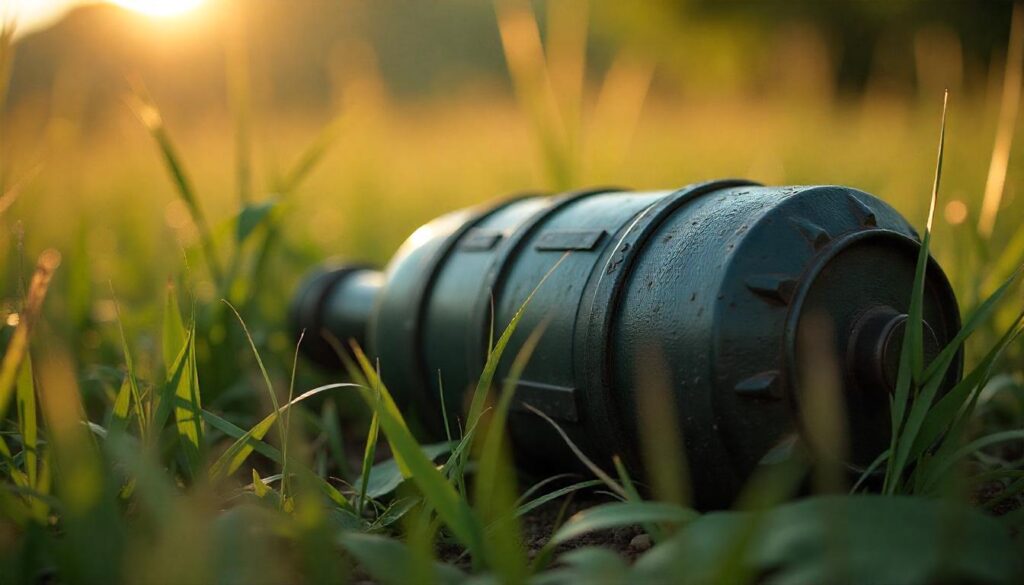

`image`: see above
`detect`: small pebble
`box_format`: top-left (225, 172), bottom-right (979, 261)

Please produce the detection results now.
top-left (629, 533), bottom-right (652, 552)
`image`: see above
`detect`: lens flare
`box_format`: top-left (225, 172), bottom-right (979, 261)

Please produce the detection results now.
top-left (107, 0), bottom-right (206, 18)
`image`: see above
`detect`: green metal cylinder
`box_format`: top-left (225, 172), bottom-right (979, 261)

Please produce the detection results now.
top-left (291, 180), bottom-right (962, 508)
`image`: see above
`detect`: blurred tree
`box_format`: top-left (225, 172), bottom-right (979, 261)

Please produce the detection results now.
top-left (658, 0), bottom-right (1014, 92)
top-left (3, 0), bottom-right (1016, 124)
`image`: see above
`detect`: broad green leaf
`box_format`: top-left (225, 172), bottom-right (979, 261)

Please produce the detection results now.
top-left (338, 533), bottom-right (466, 585)
top-left (632, 495), bottom-right (1023, 585)
top-left (369, 496), bottom-right (421, 531)
top-left (236, 198), bottom-right (278, 243)
top-left (531, 547), bottom-right (632, 585)
top-left (359, 442), bottom-right (454, 500)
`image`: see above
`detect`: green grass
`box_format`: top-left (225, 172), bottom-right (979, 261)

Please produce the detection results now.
top-left (2, 3), bottom-right (1024, 583)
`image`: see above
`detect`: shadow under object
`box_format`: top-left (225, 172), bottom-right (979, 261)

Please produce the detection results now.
top-left (290, 180), bottom-right (962, 509)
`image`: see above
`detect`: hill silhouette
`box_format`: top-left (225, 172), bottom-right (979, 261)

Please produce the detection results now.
top-left (6, 0), bottom-right (509, 121)
top-left (5, 0), bottom-right (1016, 125)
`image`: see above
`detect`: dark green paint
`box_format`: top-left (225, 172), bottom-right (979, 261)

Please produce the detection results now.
top-left (291, 180), bottom-right (961, 508)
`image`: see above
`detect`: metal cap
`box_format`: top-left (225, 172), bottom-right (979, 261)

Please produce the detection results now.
top-left (289, 264), bottom-right (380, 369)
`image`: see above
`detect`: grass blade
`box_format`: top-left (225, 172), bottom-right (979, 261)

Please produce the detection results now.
top-left (226, 8), bottom-right (253, 206)
top-left (276, 113), bottom-right (345, 196)
top-left (355, 377), bottom-right (485, 559)
top-left (356, 383), bottom-right (380, 516)
top-left (15, 353), bottom-right (36, 488)
top-left (127, 84), bottom-right (224, 283)
top-left (111, 287), bottom-right (146, 440)
top-left (0, 250), bottom-right (60, 423)
top-left (494, 0), bottom-right (573, 189)
top-left (923, 429), bottom-right (1024, 491)
top-left (475, 322), bottom-right (546, 506)
top-left (515, 479), bottom-right (603, 519)
top-left (909, 306), bottom-right (1024, 461)
top-left (348, 344), bottom-right (415, 476)
top-left (524, 403), bottom-right (628, 500)
top-left (978, 3), bottom-right (1024, 238)
top-left (110, 375), bottom-right (133, 434)
top-left (208, 383), bottom-right (356, 479)
top-left (474, 323), bottom-right (548, 583)
top-left (280, 331), bottom-right (306, 499)
top-left (548, 501), bottom-right (696, 547)
top-left (163, 281), bottom-right (187, 375)
top-left (172, 321), bottom-right (204, 473)
top-left (922, 262), bottom-right (1024, 384)
top-left (466, 253), bottom-right (567, 431)
top-left (884, 90), bottom-right (947, 493)
top-left (223, 301), bottom-right (288, 466)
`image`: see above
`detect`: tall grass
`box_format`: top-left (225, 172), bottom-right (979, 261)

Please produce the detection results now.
top-left (1, 3), bottom-right (1024, 584)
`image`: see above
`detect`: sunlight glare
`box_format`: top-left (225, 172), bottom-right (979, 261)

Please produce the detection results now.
top-left (107, 0), bottom-right (206, 18)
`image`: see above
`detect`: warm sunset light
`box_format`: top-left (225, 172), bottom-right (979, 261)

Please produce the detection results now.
top-left (107, 0), bottom-right (205, 17)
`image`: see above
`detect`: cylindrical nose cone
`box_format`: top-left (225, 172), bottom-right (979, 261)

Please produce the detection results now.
top-left (289, 265), bottom-right (383, 369)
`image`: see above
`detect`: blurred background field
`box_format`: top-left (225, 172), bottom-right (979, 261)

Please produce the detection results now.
top-left (1, 1), bottom-right (1024, 581)
top-left (2, 1), bottom-right (1019, 296)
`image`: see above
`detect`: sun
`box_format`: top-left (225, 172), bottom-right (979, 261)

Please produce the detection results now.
top-left (107, 0), bottom-right (207, 18)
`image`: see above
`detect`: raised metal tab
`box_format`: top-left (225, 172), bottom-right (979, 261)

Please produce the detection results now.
top-left (535, 229), bottom-right (606, 252)
top-left (745, 274), bottom-right (798, 305)
top-left (847, 194), bottom-right (878, 227)
top-left (460, 229), bottom-right (504, 251)
top-left (734, 371), bottom-right (782, 400)
top-left (508, 380), bottom-right (579, 422)
top-left (790, 218), bottom-right (832, 250)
